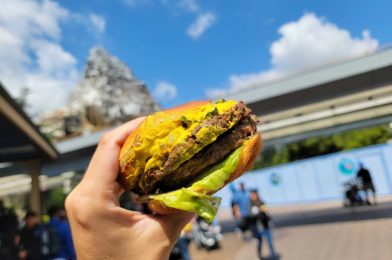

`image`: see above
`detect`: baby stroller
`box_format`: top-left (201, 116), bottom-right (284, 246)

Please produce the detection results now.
top-left (192, 216), bottom-right (223, 250)
top-left (343, 178), bottom-right (364, 207)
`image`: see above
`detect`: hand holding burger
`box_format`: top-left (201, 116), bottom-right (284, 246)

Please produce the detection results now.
top-left (65, 118), bottom-right (194, 260)
top-left (65, 100), bottom-right (261, 259)
top-left (119, 100), bottom-right (261, 222)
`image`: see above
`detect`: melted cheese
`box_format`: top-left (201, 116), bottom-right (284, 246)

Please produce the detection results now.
top-left (124, 100), bottom-right (237, 189)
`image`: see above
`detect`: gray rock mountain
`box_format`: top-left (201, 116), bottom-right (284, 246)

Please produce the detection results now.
top-left (69, 47), bottom-right (159, 126)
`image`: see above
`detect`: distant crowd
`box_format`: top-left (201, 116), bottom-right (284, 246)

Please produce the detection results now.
top-left (0, 201), bottom-right (75, 260)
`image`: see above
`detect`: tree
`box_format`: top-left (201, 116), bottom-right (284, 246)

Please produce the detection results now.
top-left (253, 124), bottom-right (392, 170)
top-left (14, 87), bottom-right (30, 111)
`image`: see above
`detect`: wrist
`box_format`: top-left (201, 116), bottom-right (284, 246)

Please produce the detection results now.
top-left (142, 240), bottom-right (173, 260)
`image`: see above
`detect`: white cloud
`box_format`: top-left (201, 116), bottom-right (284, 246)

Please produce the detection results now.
top-left (207, 13), bottom-right (379, 97)
top-left (130, 0), bottom-right (215, 38)
top-left (177, 0), bottom-right (199, 13)
top-left (153, 81), bottom-right (178, 101)
top-left (0, 0), bottom-right (79, 117)
top-left (89, 13), bottom-right (106, 34)
top-left (124, 0), bottom-right (151, 7)
top-left (187, 12), bottom-right (216, 39)
top-left (161, 0), bottom-right (199, 12)
top-left (270, 13), bottom-right (378, 72)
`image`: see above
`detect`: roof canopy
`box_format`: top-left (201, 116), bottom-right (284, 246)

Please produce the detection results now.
top-left (226, 47), bottom-right (392, 116)
top-left (0, 83), bottom-right (58, 163)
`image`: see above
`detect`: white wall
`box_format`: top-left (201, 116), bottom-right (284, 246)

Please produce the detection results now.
top-left (217, 143), bottom-right (392, 208)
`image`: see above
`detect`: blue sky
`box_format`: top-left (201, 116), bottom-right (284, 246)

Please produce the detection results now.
top-left (1, 0), bottom-right (392, 115)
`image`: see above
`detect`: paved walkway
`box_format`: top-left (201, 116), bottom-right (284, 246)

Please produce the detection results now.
top-left (190, 197), bottom-right (392, 260)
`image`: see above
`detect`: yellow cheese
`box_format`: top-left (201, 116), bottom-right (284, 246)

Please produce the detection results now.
top-left (124, 100), bottom-right (237, 189)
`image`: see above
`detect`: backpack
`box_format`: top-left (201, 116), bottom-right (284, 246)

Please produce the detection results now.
top-left (41, 224), bottom-right (61, 256)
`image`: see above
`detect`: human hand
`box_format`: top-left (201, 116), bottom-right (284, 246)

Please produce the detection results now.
top-left (233, 205), bottom-right (241, 220)
top-left (65, 118), bottom-right (194, 260)
top-left (18, 250), bottom-right (27, 259)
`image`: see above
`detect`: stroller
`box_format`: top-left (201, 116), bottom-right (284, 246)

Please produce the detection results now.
top-left (343, 178), bottom-right (364, 207)
top-left (192, 216), bottom-right (223, 250)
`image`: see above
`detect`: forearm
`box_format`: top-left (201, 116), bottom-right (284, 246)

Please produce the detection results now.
top-left (142, 244), bottom-right (173, 260)
top-left (75, 242), bottom-right (173, 260)
top-left (71, 224), bottom-right (178, 260)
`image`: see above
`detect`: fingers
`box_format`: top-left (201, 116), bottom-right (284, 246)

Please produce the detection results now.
top-left (106, 117), bottom-right (146, 147)
top-left (83, 117), bottom-right (145, 185)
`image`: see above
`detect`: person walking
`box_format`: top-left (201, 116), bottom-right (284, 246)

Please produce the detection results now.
top-left (229, 183), bottom-right (239, 226)
top-left (249, 189), bottom-right (278, 260)
top-left (356, 163), bottom-right (377, 205)
top-left (232, 182), bottom-right (251, 239)
top-left (16, 211), bottom-right (44, 260)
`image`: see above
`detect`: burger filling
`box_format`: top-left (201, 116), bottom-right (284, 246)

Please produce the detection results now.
top-left (136, 101), bottom-right (258, 195)
top-left (158, 115), bottom-right (257, 192)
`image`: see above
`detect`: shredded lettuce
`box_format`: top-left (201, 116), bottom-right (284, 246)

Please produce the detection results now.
top-left (149, 145), bottom-right (244, 222)
top-left (149, 188), bottom-right (221, 223)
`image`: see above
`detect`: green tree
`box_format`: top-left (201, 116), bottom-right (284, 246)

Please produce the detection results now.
top-left (15, 87), bottom-right (30, 110)
top-left (253, 124), bottom-right (392, 170)
top-left (44, 188), bottom-right (67, 212)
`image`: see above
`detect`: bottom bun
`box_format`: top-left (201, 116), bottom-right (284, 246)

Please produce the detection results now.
top-left (148, 199), bottom-right (183, 215)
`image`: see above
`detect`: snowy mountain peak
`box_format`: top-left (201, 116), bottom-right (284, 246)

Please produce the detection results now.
top-left (68, 47), bottom-right (159, 126)
top-left (84, 47), bottom-right (135, 81)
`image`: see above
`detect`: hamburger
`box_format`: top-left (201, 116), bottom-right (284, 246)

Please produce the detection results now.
top-left (118, 100), bottom-right (262, 222)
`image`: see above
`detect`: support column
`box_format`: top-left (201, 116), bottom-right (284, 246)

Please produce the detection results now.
top-left (28, 160), bottom-right (42, 216)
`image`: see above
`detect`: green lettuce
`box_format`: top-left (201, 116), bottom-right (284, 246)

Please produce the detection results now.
top-left (149, 145), bottom-right (244, 223)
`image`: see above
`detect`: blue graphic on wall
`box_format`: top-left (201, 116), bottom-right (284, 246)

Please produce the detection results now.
top-left (270, 173), bottom-right (281, 186)
top-left (338, 158), bottom-right (356, 175)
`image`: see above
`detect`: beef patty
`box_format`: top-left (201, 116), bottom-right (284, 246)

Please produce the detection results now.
top-left (136, 102), bottom-right (257, 195)
top-left (158, 115), bottom-right (258, 192)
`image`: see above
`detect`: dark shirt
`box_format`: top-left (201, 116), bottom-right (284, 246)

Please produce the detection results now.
top-left (0, 208), bottom-right (18, 250)
top-left (357, 168), bottom-right (372, 184)
top-left (249, 200), bottom-right (271, 229)
top-left (18, 225), bottom-right (43, 260)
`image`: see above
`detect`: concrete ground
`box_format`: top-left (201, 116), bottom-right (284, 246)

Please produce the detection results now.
top-left (189, 196), bottom-right (392, 260)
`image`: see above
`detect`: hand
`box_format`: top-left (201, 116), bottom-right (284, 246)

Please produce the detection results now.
top-left (65, 118), bottom-right (194, 260)
top-left (233, 205), bottom-right (241, 220)
top-left (18, 250), bottom-right (27, 259)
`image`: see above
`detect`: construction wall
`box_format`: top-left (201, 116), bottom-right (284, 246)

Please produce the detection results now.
top-left (217, 143), bottom-right (392, 207)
